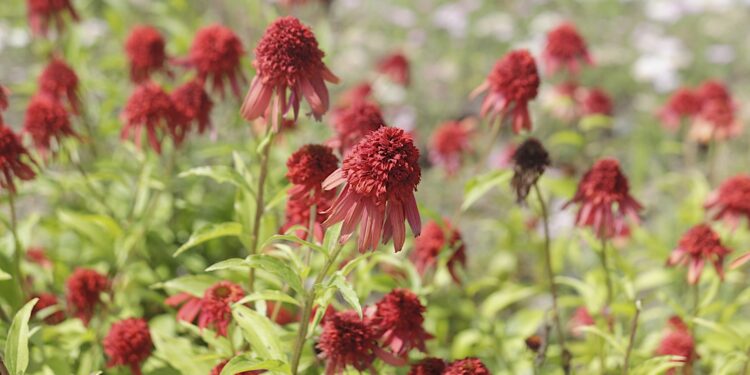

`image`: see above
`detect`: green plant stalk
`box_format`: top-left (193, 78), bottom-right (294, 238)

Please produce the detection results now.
top-left (622, 300), bottom-right (641, 375)
top-left (599, 236), bottom-right (613, 307)
top-left (247, 124), bottom-right (276, 293)
top-left (290, 243), bottom-right (345, 375)
top-left (692, 282), bottom-right (699, 338)
top-left (68, 150), bottom-right (116, 218)
top-left (8, 192), bottom-right (27, 300)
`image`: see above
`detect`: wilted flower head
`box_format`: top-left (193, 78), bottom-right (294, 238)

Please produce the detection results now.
top-left (322, 127), bottom-right (421, 253)
top-left (210, 360), bottom-right (262, 375)
top-left (659, 88), bottom-right (700, 131)
top-left (189, 25), bottom-right (246, 98)
top-left (376, 52), bottom-right (410, 87)
top-left (171, 79), bottom-right (213, 136)
top-left (667, 224), bottom-right (731, 284)
top-left (125, 26), bottom-right (169, 83)
top-left (198, 281), bottom-right (244, 336)
top-left (38, 57), bottom-right (80, 115)
top-left (511, 138), bottom-right (550, 202)
top-left (543, 23), bottom-right (593, 75)
top-left (31, 293), bottom-right (65, 324)
top-left (580, 87), bottom-right (613, 117)
top-left (429, 119), bottom-right (474, 175)
top-left (565, 158), bottom-right (643, 239)
top-left (104, 318), bottom-right (153, 375)
top-left (373, 289), bottom-right (431, 356)
top-left (408, 358), bottom-right (446, 375)
top-left (0, 124), bottom-right (37, 193)
top-left (23, 94), bottom-right (76, 158)
top-left (26, 0), bottom-right (79, 37)
top-left (472, 49), bottom-right (540, 134)
top-left (121, 82), bottom-right (177, 153)
top-left (411, 220), bottom-right (466, 284)
top-left (286, 144), bottom-right (339, 198)
top-left (66, 268), bottom-right (109, 325)
top-left (329, 101), bottom-right (385, 156)
top-left (241, 16), bottom-right (339, 129)
top-left (656, 317), bottom-right (696, 374)
top-left (443, 358), bottom-right (491, 375)
top-left (705, 175), bottom-right (750, 229)
top-left (689, 80), bottom-right (740, 143)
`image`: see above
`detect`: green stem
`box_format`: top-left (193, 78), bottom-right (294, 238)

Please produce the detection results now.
top-left (692, 282), bottom-right (700, 338)
top-left (8, 192), bottom-right (26, 300)
top-left (599, 236), bottom-right (613, 307)
top-left (622, 300), bottom-right (641, 375)
top-left (247, 125), bottom-right (275, 293)
top-left (69, 151), bottom-right (116, 218)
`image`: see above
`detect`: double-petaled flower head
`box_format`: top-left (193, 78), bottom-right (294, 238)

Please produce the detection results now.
top-left (0, 124), bottom-right (37, 193)
top-left (125, 26), bottom-right (169, 83)
top-left (373, 289), bottom-right (432, 356)
top-left (317, 311), bottom-right (384, 374)
top-left (659, 87), bottom-right (700, 131)
top-left (543, 22), bottom-right (593, 75)
top-left (408, 357), bottom-right (446, 375)
top-left (39, 57), bottom-right (80, 115)
top-left (166, 280), bottom-right (244, 337)
top-left (104, 318), bottom-right (153, 375)
top-left (443, 358), bottom-right (491, 375)
top-left (329, 100), bottom-right (385, 156)
top-left (411, 219), bottom-right (466, 284)
top-left (429, 118), bottom-right (474, 176)
top-left (472, 49), bottom-right (540, 134)
top-left (286, 144), bottom-right (339, 199)
top-left (376, 52), bottom-right (410, 87)
top-left (689, 80), bottom-right (740, 143)
top-left (189, 24), bottom-right (246, 98)
top-left (667, 224), bottom-right (731, 284)
top-left (656, 316), bottom-right (696, 374)
top-left (171, 79), bottom-right (214, 136)
top-left (26, 0), bottom-right (79, 37)
top-left (511, 137), bottom-right (550, 202)
top-left (705, 174), bottom-right (750, 229)
top-left (241, 16), bottom-right (339, 130)
top-left (565, 158), bottom-right (643, 239)
top-left (66, 268), bottom-right (109, 325)
top-left (323, 127), bottom-right (421, 253)
top-left (23, 94), bottom-right (76, 158)
top-left (121, 82), bottom-right (178, 153)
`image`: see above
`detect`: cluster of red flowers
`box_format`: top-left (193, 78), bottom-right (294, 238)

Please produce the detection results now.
top-left (411, 220), bottom-right (466, 284)
top-left (660, 80), bottom-right (741, 143)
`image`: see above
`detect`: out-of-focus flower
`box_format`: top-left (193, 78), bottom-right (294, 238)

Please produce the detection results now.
top-left (167, 281), bottom-right (244, 337)
top-left (569, 306), bottom-right (595, 336)
top-left (121, 82), bottom-right (177, 153)
top-left (411, 220), bottom-right (466, 284)
top-left (407, 357), bottom-right (446, 375)
top-left (210, 360), bottom-right (262, 375)
top-left (580, 87), bottom-right (613, 117)
top-left (0, 124), bottom-right (36, 193)
top-left (323, 127), bottom-right (421, 253)
top-left (26, 0), bottom-right (79, 37)
top-left (188, 25), bottom-right (246, 98)
top-left (472, 49), bottom-right (540, 134)
top-left (542, 81), bottom-right (579, 122)
top-left (38, 57), bottom-right (80, 115)
top-left (23, 94), bottom-right (76, 158)
top-left (658, 88), bottom-right (700, 131)
top-left (125, 26), bottom-right (169, 83)
top-left (329, 101), bottom-right (385, 156)
top-left (373, 289), bottom-right (431, 356)
top-left (104, 318), bottom-right (153, 375)
top-left (565, 158), bottom-right (643, 239)
top-left (689, 80), bottom-right (740, 143)
top-left (525, 335), bottom-right (543, 352)
top-left (66, 268), bottom-right (109, 325)
top-left (281, 189), bottom-right (335, 242)
top-left (511, 137), bottom-right (550, 202)
top-left (543, 23), bottom-right (593, 75)
top-left (286, 144), bottom-right (339, 199)
top-left (667, 224), bottom-right (731, 284)
top-left (30, 293), bottom-right (65, 324)
top-left (443, 358), bottom-right (491, 375)
top-left (376, 52), bottom-right (410, 87)
top-left (241, 17), bottom-right (339, 130)
top-left (705, 175), bottom-right (750, 229)
top-left (337, 82), bottom-right (372, 107)
top-left (429, 118), bottom-right (474, 175)
top-left (656, 316), bottom-right (696, 374)
top-left (26, 246), bottom-right (52, 268)
top-left (171, 79), bottom-right (213, 136)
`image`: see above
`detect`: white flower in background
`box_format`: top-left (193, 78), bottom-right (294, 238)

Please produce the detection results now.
top-left (644, 0), bottom-right (685, 23)
top-left (78, 19), bottom-right (109, 46)
top-left (384, 105), bottom-right (416, 132)
top-left (386, 5), bottom-right (416, 28)
top-left (432, 0), bottom-right (480, 39)
top-left (705, 44), bottom-right (735, 64)
top-left (474, 12), bottom-right (514, 41)
top-left (631, 26), bottom-right (690, 92)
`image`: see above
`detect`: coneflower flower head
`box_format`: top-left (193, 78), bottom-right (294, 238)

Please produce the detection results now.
top-left (23, 94), bottom-right (76, 158)
top-left (0, 124), bottom-right (36, 193)
top-left (580, 87), bottom-right (613, 116)
top-left (121, 82), bottom-right (177, 153)
top-left (26, 0), bottom-right (79, 37)
top-left (125, 26), bottom-right (169, 83)
top-left (411, 220), bottom-right (466, 284)
top-left (189, 25), bottom-right (246, 98)
top-left (66, 268), bottom-right (109, 325)
top-left (705, 174), bottom-right (750, 229)
top-left (171, 79), bottom-right (213, 136)
top-left (329, 100), bottom-right (385, 156)
top-left (373, 288), bottom-right (432, 356)
top-left (376, 52), bottom-right (410, 87)
top-left (429, 119), bottom-right (473, 175)
top-left (407, 357), bottom-right (446, 375)
top-left (659, 87), bottom-right (700, 131)
top-left (667, 224), bottom-right (731, 284)
top-left (543, 22), bottom-right (593, 75)
top-left (104, 318), bottom-right (153, 375)
top-left (38, 57), bottom-right (80, 115)
top-left (443, 358), bottom-right (491, 375)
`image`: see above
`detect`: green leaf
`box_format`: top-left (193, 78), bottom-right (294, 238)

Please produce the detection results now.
top-left (548, 130), bottom-right (585, 148)
top-left (57, 210), bottom-right (122, 248)
top-left (245, 255), bottom-right (304, 296)
top-left (179, 165), bottom-right (252, 192)
top-left (220, 354), bottom-right (288, 375)
top-left (262, 234), bottom-right (327, 257)
top-left (0, 267), bottom-right (11, 281)
top-left (156, 274), bottom-right (219, 296)
top-left (232, 305), bottom-right (285, 360)
top-left (174, 222), bottom-right (243, 256)
top-left (479, 286), bottom-right (536, 318)
top-left (461, 170), bottom-right (510, 211)
top-left (206, 258), bottom-right (248, 272)
top-left (329, 272), bottom-right (362, 318)
top-left (5, 298), bottom-right (38, 375)
top-left (577, 325), bottom-right (624, 352)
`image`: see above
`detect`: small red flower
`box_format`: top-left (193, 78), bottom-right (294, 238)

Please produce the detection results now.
top-left (171, 79), bottom-right (213, 137)
top-left (443, 358), bottom-right (491, 375)
top-left (210, 359), bottom-right (262, 375)
top-left (569, 306), bottom-right (595, 336)
top-left (373, 289), bottom-right (432, 356)
top-left (38, 57), bottom-right (80, 115)
top-left (376, 52), bottom-right (410, 87)
top-left (408, 357), bottom-right (446, 375)
top-left (26, 246), bottom-right (52, 268)
top-left (705, 174), bottom-right (750, 229)
top-left (580, 87), bottom-right (613, 116)
top-left (26, 0), bottom-right (79, 37)
top-left (66, 268), bottom-right (109, 325)
top-left (125, 26), bottom-right (169, 83)
top-left (565, 158), bottom-right (643, 239)
top-left (322, 127), bottom-right (421, 253)
top-left (472, 49), bottom-right (540, 134)
top-left (338, 82), bottom-right (373, 107)
top-left (329, 101), bottom-right (385, 156)
top-left (667, 224), bottom-right (731, 284)
top-left (543, 22), bottom-right (593, 75)
top-left (659, 88), bottom-right (700, 131)
top-left (286, 144), bottom-right (339, 199)
top-left (429, 119), bottom-right (473, 175)
top-left (241, 16), bottom-right (339, 130)
top-left (689, 80), bottom-right (740, 143)
top-left (189, 25), bottom-right (246, 98)
top-left (23, 94), bottom-right (76, 158)
top-left (31, 293), bottom-right (65, 324)
top-left (281, 187), bottom-right (335, 242)
top-left (196, 281), bottom-right (244, 336)
top-left (0, 124), bottom-right (37, 193)
top-left (121, 82), bottom-right (177, 153)
top-left (656, 317), bottom-right (696, 374)
top-left (104, 318), bottom-right (153, 375)
top-left (411, 220), bottom-right (466, 284)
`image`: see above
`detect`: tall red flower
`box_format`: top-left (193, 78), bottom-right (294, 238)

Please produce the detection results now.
top-left (23, 94), bottom-right (76, 158)
top-left (66, 268), bottom-right (109, 325)
top-left (241, 16), bottom-right (339, 130)
top-left (322, 127), bottom-right (421, 253)
top-left (689, 80), bottom-right (740, 143)
top-left (656, 317), bottom-right (696, 374)
top-left (376, 52), bottom-right (410, 87)
top-left (171, 79), bottom-right (213, 136)
top-left (411, 220), bottom-right (466, 284)
top-left (0, 124), bottom-right (36, 193)
top-left (286, 144), bottom-right (339, 199)
top-left (210, 360), bottom-right (262, 375)
top-left (429, 119), bottom-right (473, 175)
top-left (472, 49), bottom-right (540, 134)
top-left (121, 82), bottom-right (177, 153)
top-left (125, 26), bottom-right (169, 83)
top-left (705, 175), bottom-right (750, 229)
top-left (443, 358), bottom-right (491, 375)
top-left (659, 88), bottom-right (700, 131)
top-left (189, 25), bottom-right (246, 98)
top-left (104, 318), bottom-right (153, 375)
top-left (30, 293), bottom-right (65, 324)
top-left (667, 224), bottom-right (731, 284)
top-left (565, 158), bottom-right (643, 239)
top-left (408, 358), bottom-right (446, 375)
top-left (580, 87), bottom-right (613, 116)
top-left (26, 0), bottom-right (79, 37)
top-left (38, 57), bottom-right (80, 115)
top-left (373, 289), bottom-right (431, 356)
top-left (543, 23), bottom-right (593, 75)
top-left (329, 100), bottom-right (385, 156)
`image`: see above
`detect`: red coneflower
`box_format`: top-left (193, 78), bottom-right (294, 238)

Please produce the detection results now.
top-left (689, 80), bottom-right (740, 143)
top-left (543, 22), bottom-right (593, 75)
top-left (38, 57), bottom-right (80, 115)
top-left (411, 220), bottom-right (466, 284)
top-left (338, 81), bottom-right (373, 107)
top-left (104, 318), bottom-right (153, 375)
top-left (281, 188), bottom-right (335, 242)
top-left (667, 224), bottom-right (731, 284)
top-left (656, 316), bottom-right (696, 374)
top-left (241, 16), bottom-right (339, 130)
top-left (30, 293), bottom-right (65, 324)
top-left (23, 94), bottom-right (76, 158)
top-left (510, 137), bottom-right (550, 202)
top-left (286, 144), bottom-right (339, 199)
top-left (121, 82), bottom-right (177, 153)
top-left (188, 25), bottom-right (246, 98)
top-left (429, 119), bottom-right (473, 175)
top-left (125, 26), bottom-right (169, 83)
top-left (580, 87), bottom-right (613, 117)
top-left (373, 289), bottom-right (432, 356)
top-left (705, 175), bottom-right (750, 229)
top-left (658, 87), bottom-right (700, 131)
top-left (322, 127), bottom-right (421, 253)
top-left (565, 158), bottom-right (643, 239)
top-left (408, 357), bottom-right (446, 375)
top-left (210, 360), bottom-right (262, 375)
top-left (443, 358), bottom-right (491, 375)
top-left (171, 79), bottom-right (213, 136)
top-left (329, 100), bottom-right (385, 156)
top-left (26, 0), bottom-right (79, 37)
top-left (26, 246), bottom-right (52, 268)
top-left (376, 52), bottom-right (410, 87)
top-left (0, 124), bottom-right (36, 193)
top-left (472, 49), bottom-right (540, 134)
top-left (66, 268), bottom-right (109, 325)
top-left (199, 281), bottom-right (244, 336)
